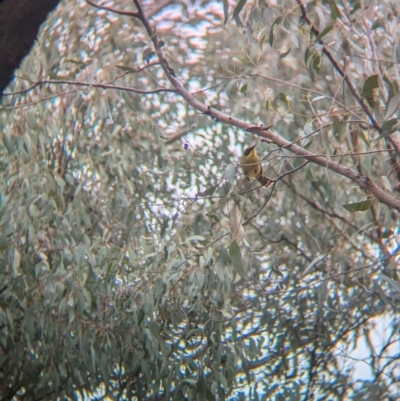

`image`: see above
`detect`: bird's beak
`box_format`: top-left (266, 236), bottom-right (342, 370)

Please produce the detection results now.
top-left (245, 145), bottom-right (257, 152)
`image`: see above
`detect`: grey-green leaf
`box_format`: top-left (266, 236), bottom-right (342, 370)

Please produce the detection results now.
top-left (342, 200), bottom-right (372, 212)
top-left (229, 241), bottom-right (245, 277)
top-left (232, 0), bottom-right (248, 21)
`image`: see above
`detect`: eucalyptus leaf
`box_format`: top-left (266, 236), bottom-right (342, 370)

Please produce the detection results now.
top-left (232, 0), bottom-right (248, 22)
top-left (342, 200), bottom-right (372, 212)
top-left (229, 241), bottom-right (245, 277)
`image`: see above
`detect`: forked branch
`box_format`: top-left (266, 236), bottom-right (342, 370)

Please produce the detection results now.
top-left (295, 0), bottom-right (400, 156)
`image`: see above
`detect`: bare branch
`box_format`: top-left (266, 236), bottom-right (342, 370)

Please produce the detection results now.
top-left (86, 0), bottom-right (175, 19)
top-left (85, 0), bottom-right (139, 17)
top-left (3, 78), bottom-right (177, 110)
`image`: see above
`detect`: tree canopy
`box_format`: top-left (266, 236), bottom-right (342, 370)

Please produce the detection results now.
top-left (1, 0), bottom-right (400, 400)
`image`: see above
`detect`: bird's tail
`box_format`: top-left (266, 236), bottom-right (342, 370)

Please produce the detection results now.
top-left (257, 174), bottom-right (273, 187)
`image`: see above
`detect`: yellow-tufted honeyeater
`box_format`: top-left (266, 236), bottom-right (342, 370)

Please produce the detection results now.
top-left (241, 145), bottom-right (272, 187)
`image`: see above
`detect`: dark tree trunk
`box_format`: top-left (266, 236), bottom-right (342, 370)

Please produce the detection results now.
top-left (0, 0), bottom-right (60, 96)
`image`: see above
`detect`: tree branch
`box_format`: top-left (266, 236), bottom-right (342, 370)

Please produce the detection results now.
top-left (296, 0), bottom-right (378, 129)
top-left (86, 0), bottom-right (175, 19)
top-left (86, 0), bottom-right (139, 17)
top-left (295, 0), bottom-right (400, 157)
top-left (2, 79), bottom-right (176, 110)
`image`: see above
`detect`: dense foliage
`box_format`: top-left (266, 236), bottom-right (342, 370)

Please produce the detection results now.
top-left (1, 0), bottom-right (400, 399)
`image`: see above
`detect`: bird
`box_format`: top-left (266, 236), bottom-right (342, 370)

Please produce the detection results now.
top-left (241, 145), bottom-right (272, 187)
